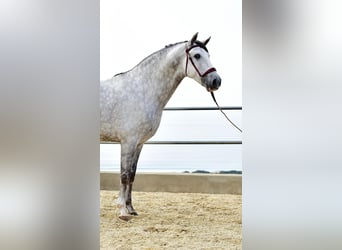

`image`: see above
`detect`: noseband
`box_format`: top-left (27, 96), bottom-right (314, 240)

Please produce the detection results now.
top-left (185, 45), bottom-right (217, 77)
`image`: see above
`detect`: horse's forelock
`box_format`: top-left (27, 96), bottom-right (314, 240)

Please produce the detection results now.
top-left (193, 40), bottom-right (209, 53)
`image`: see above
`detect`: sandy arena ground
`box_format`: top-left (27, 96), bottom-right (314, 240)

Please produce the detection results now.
top-left (100, 190), bottom-right (242, 249)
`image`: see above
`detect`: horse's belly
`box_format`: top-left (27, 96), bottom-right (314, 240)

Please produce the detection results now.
top-left (100, 122), bottom-right (119, 142)
top-left (100, 110), bottom-right (161, 144)
top-left (120, 112), bottom-right (162, 143)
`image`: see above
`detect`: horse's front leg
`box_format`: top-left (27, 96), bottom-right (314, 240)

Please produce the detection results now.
top-left (117, 142), bottom-right (143, 221)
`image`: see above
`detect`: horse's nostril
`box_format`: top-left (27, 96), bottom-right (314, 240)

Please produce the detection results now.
top-left (212, 78), bottom-right (221, 88)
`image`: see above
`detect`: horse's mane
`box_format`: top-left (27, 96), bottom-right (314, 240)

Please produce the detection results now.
top-left (113, 40), bottom-right (208, 77)
top-left (164, 41), bottom-right (188, 48)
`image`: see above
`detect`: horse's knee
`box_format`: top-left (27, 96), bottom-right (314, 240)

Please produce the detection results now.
top-left (120, 171), bottom-right (130, 185)
top-left (129, 171), bottom-right (136, 183)
top-left (122, 173), bottom-right (136, 185)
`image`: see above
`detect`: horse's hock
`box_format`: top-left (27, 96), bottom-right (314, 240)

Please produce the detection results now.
top-left (100, 172), bottom-right (241, 194)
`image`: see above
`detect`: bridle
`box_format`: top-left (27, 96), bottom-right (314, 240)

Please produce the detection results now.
top-left (185, 45), bottom-right (217, 77)
top-left (185, 44), bottom-right (243, 133)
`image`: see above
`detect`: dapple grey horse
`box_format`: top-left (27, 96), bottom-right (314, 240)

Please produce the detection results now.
top-left (100, 33), bottom-right (221, 220)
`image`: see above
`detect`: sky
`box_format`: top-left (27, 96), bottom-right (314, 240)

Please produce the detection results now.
top-left (100, 0), bottom-right (242, 107)
top-left (100, 0), bottom-right (242, 171)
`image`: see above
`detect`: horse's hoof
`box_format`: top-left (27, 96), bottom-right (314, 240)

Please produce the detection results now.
top-left (127, 205), bottom-right (138, 216)
top-left (119, 215), bottom-right (133, 221)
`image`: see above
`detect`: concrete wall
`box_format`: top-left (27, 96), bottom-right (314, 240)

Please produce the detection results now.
top-left (100, 172), bottom-right (242, 195)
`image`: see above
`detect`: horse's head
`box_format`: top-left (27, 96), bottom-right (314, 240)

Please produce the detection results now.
top-left (185, 33), bottom-right (221, 92)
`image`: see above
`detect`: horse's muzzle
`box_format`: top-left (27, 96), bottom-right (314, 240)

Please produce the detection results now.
top-left (206, 74), bottom-right (221, 92)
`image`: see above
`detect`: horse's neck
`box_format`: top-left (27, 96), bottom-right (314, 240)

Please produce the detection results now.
top-left (142, 44), bottom-right (186, 110)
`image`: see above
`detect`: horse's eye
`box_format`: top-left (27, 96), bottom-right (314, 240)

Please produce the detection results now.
top-left (194, 54), bottom-right (201, 59)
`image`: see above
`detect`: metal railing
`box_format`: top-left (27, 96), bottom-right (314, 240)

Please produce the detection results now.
top-left (164, 106), bottom-right (242, 111)
top-left (101, 106), bottom-right (242, 145)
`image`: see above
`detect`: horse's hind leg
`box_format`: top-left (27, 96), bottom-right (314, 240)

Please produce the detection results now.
top-left (118, 142), bottom-right (143, 220)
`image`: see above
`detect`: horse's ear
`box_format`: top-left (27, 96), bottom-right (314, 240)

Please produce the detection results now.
top-left (203, 36), bottom-right (211, 46)
top-left (190, 32), bottom-right (198, 45)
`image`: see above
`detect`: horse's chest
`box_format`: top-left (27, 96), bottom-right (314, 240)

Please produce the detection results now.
top-left (136, 109), bottom-right (162, 138)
